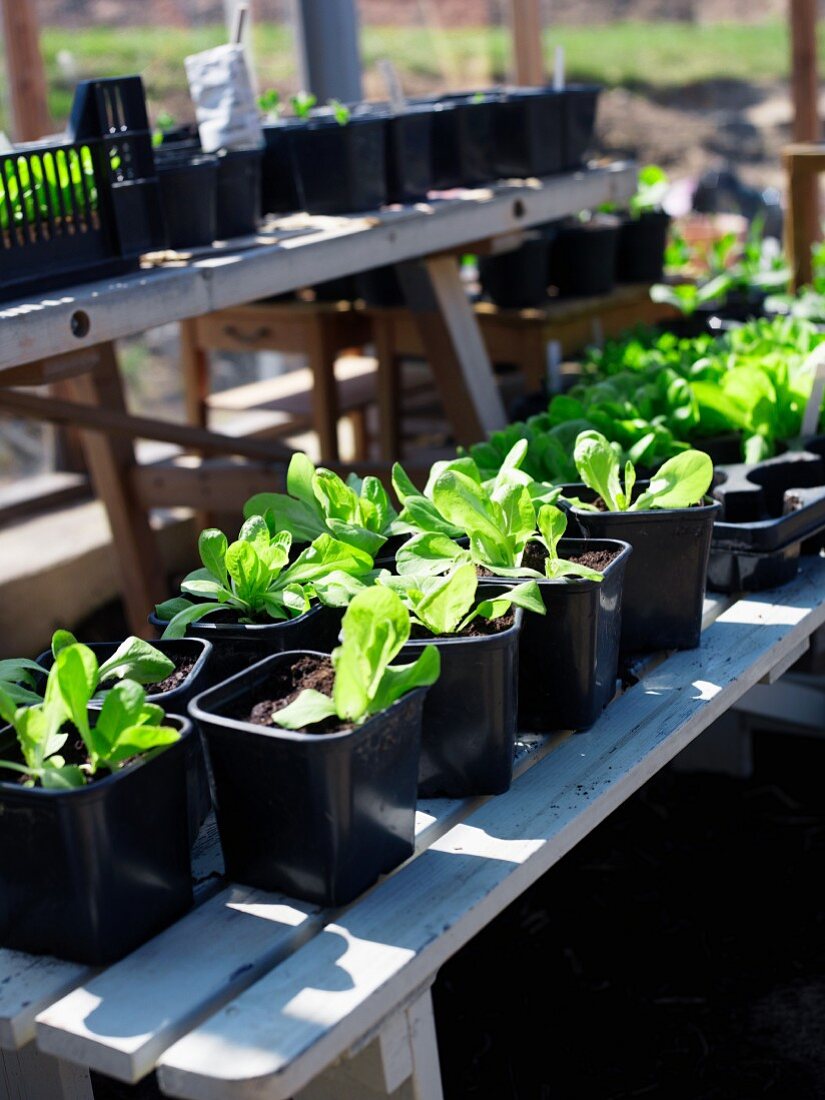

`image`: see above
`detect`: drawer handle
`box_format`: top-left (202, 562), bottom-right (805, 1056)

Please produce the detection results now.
top-left (223, 325), bottom-right (272, 344)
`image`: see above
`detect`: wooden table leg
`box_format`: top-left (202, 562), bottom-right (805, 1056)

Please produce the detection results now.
top-left (398, 256), bottom-right (507, 446)
top-left (306, 317), bottom-right (341, 463)
top-left (65, 343), bottom-right (167, 637)
top-left (372, 314), bottom-right (403, 462)
top-left (180, 318), bottom-right (209, 429)
top-left (1, 1043), bottom-right (93, 1100)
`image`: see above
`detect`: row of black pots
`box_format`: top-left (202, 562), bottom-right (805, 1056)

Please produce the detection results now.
top-left (259, 84), bottom-right (601, 218)
top-left (0, 496), bottom-right (717, 966)
top-left (478, 210), bottom-right (672, 308)
top-left (154, 146), bottom-right (262, 249)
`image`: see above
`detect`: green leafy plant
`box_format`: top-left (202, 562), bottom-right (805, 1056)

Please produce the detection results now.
top-left (0, 641), bottom-right (179, 789)
top-left (1, 146), bottom-right (98, 234)
top-left (328, 98), bottom-right (350, 126)
top-left (0, 631), bottom-right (174, 709)
top-left (245, 452), bottom-right (397, 556)
top-left (258, 88), bottom-right (281, 120)
top-left (379, 562), bottom-right (545, 635)
top-left (156, 519), bottom-right (374, 638)
top-left (290, 91), bottom-right (317, 119)
top-left (570, 430), bottom-right (713, 512)
top-left (270, 587), bottom-right (440, 730)
top-left (630, 164), bottom-right (669, 218)
top-left (151, 109), bottom-right (176, 147)
top-left (664, 229), bottom-right (692, 274)
top-left (533, 505), bottom-right (605, 579)
top-left (650, 275), bottom-right (732, 316)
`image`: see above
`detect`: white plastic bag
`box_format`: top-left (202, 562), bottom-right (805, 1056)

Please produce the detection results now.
top-left (184, 43), bottom-right (263, 153)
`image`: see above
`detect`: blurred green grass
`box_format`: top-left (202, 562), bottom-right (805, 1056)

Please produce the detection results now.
top-left (4, 19), bottom-right (811, 131)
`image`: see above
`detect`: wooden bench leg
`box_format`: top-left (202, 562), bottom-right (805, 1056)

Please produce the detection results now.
top-left (180, 319), bottom-right (209, 430)
top-left (295, 987), bottom-right (443, 1100)
top-left (306, 320), bottom-right (341, 464)
top-left (65, 344), bottom-right (167, 638)
top-left (398, 256), bottom-right (507, 446)
top-left (1, 1043), bottom-right (92, 1100)
top-left (372, 315), bottom-right (403, 462)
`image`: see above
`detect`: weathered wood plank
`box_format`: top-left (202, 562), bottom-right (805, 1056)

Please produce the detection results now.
top-left (0, 166), bottom-right (635, 374)
top-left (0, 955), bottom-right (88, 1052)
top-left (156, 559), bottom-right (825, 1100)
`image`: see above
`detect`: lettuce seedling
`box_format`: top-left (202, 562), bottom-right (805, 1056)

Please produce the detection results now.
top-left (258, 88), bottom-right (281, 121)
top-left (156, 518), bottom-right (374, 639)
top-left (328, 98), bottom-right (350, 126)
top-left (0, 657), bottom-right (47, 708)
top-left (270, 587), bottom-right (440, 730)
top-left (245, 452), bottom-right (396, 556)
top-left (534, 506), bottom-right (605, 580)
top-left (379, 562), bottom-right (545, 635)
top-left (0, 641), bottom-right (179, 789)
top-left (570, 430), bottom-right (713, 512)
top-left (290, 91), bottom-right (317, 118)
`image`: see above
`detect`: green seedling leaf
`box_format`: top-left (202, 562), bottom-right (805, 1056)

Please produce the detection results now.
top-left (199, 529), bottom-right (228, 585)
top-left (333, 586), bottom-right (411, 718)
top-left (633, 449), bottom-right (713, 510)
top-left (395, 533), bottom-right (471, 577)
top-left (573, 430), bottom-right (627, 511)
top-left (97, 637), bottom-right (175, 687)
top-left (268, 688), bottom-right (338, 730)
top-left (370, 645), bottom-right (440, 714)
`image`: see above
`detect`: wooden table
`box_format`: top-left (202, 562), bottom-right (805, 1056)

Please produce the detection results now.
top-left (0, 165), bottom-right (635, 637)
top-left (3, 558), bottom-right (825, 1100)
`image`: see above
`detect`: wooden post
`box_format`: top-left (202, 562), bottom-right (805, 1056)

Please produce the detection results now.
top-left (787, 0), bottom-right (821, 289)
top-left (0, 0), bottom-right (51, 141)
top-left (509, 0), bottom-right (545, 86)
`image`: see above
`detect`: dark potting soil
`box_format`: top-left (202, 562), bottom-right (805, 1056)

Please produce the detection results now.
top-left (518, 541), bottom-right (620, 574)
top-left (145, 656), bottom-right (196, 694)
top-left (432, 729), bottom-right (825, 1100)
top-left (409, 608), bottom-right (515, 641)
top-left (232, 654), bottom-right (351, 735)
top-left (98, 656), bottom-right (197, 696)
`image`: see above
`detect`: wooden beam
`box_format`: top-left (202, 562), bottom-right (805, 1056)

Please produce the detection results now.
top-left (509, 0), bottom-right (545, 86)
top-left (787, 0), bottom-right (821, 289)
top-left (0, 388), bottom-right (297, 463)
top-left (0, 0), bottom-right (51, 141)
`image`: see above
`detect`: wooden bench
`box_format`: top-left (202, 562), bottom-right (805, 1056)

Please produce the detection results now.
top-left (3, 558), bottom-right (825, 1099)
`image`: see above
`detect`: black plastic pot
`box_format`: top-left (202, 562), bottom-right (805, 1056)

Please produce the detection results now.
top-left (564, 486), bottom-right (720, 653)
top-left (0, 714), bottom-right (193, 964)
top-left (493, 88), bottom-right (565, 179)
top-left (708, 449), bottom-right (825, 592)
top-left (479, 236), bottom-right (548, 309)
top-left (400, 600), bottom-right (522, 798)
top-left (149, 603), bottom-right (341, 681)
top-left (383, 106), bottom-right (435, 204)
top-left (483, 539), bottom-right (631, 731)
top-left (549, 217), bottom-right (619, 297)
top-left (36, 638), bottom-right (213, 843)
top-left (356, 265), bottom-right (405, 307)
top-left (423, 94), bottom-right (498, 189)
top-left (616, 211), bottom-right (671, 284)
top-left (155, 151), bottom-right (218, 249)
top-left (190, 651), bottom-right (426, 906)
top-left (290, 115), bottom-right (386, 214)
top-left (215, 148), bottom-right (262, 239)
top-left (261, 120), bottom-right (303, 215)
top-left (561, 85), bottom-right (601, 170)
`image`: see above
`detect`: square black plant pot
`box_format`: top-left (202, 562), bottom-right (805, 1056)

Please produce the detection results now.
top-left (481, 539), bottom-right (632, 732)
top-left (400, 599), bottom-right (523, 798)
top-left (616, 211), bottom-right (671, 285)
top-left (493, 88), bottom-right (565, 179)
top-left (561, 84), bottom-right (601, 170)
top-left (564, 486), bottom-right (720, 654)
top-left (261, 120), bottom-right (303, 215)
top-left (420, 93), bottom-right (499, 190)
top-left (383, 105), bottom-right (435, 204)
top-left (190, 651), bottom-right (426, 907)
top-left (289, 116), bottom-right (387, 215)
top-left (36, 638), bottom-right (214, 843)
top-left (0, 714), bottom-right (193, 965)
top-left (215, 148), bottom-right (262, 240)
top-left (149, 603), bottom-right (341, 682)
top-left (155, 151), bottom-right (218, 249)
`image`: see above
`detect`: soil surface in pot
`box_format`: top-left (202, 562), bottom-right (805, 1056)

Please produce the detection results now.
top-left (409, 609), bottom-right (515, 641)
top-left (99, 656), bottom-right (196, 695)
top-left (231, 655), bottom-right (351, 735)
top-left (519, 542), bottom-right (620, 573)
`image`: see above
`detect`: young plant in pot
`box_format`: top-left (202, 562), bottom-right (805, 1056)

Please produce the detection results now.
top-left (153, 513), bottom-right (375, 670)
top-left (244, 452), bottom-right (398, 560)
top-left (289, 96), bottom-right (387, 215)
top-left (258, 89), bottom-right (310, 216)
top-left (0, 639), bottom-right (193, 963)
top-left (33, 630), bottom-right (214, 840)
top-left (410, 460), bottom-right (631, 731)
top-left (378, 562), bottom-right (545, 797)
top-left (563, 430), bottom-right (719, 654)
top-left (190, 587), bottom-right (439, 906)
top-left (614, 164), bottom-right (672, 285)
